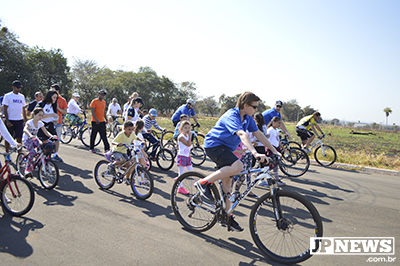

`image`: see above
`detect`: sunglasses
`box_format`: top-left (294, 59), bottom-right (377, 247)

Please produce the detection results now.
top-left (250, 105), bottom-right (258, 110)
top-left (276, 105), bottom-right (282, 108)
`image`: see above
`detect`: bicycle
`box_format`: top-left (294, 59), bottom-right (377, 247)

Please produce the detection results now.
top-left (144, 137), bottom-right (175, 171)
top-left (291, 133), bottom-right (337, 166)
top-left (0, 148), bottom-right (35, 216)
top-left (94, 144), bottom-right (154, 200)
top-left (171, 155), bottom-right (323, 264)
top-left (16, 137), bottom-right (60, 190)
top-left (106, 115), bottom-right (123, 138)
top-left (60, 112), bottom-right (101, 147)
top-left (278, 135), bottom-right (310, 177)
top-left (161, 124), bottom-right (206, 166)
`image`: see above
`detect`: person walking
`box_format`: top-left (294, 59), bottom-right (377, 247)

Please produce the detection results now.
top-left (49, 84), bottom-right (67, 162)
top-left (89, 90), bottom-right (110, 153)
top-left (26, 91), bottom-right (43, 117)
top-left (262, 100), bottom-right (290, 138)
top-left (2, 80), bottom-right (27, 162)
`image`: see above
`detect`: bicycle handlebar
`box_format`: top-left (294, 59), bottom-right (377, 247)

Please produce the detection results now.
top-left (0, 146), bottom-right (21, 156)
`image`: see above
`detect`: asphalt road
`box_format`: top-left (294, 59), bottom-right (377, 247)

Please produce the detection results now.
top-left (1, 138), bottom-right (399, 266)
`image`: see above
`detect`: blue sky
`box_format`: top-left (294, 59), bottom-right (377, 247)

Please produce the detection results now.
top-left (1, 0), bottom-right (399, 125)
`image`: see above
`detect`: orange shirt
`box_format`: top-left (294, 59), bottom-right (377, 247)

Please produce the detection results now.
top-left (90, 99), bottom-right (106, 122)
top-left (57, 95), bottom-right (68, 124)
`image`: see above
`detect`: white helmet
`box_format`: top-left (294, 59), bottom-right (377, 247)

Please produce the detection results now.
top-left (187, 99), bottom-right (195, 105)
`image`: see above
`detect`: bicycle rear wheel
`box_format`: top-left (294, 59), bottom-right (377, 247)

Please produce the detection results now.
top-left (94, 160), bottom-right (116, 189)
top-left (0, 175), bottom-right (35, 217)
top-left (16, 153), bottom-right (28, 176)
top-left (279, 147), bottom-right (310, 177)
top-left (38, 158), bottom-right (60, 190)
top-left (190, 146), bottom-right (206, 166)
top-left (130, 166), bottom-right (154, 200)
top-left (161, 131), bottom-right (177, 157)
top-left (156, 148), bottom-right (174, 171)
top-left (171, 171), bottom-right (220, 232)
top-left (80, 127), bottom-right (101, 147)
top-left (288, 141), bottom-right (301, 149)
top-left (249, 190), bottom-right (323, 264)
top-left (314, 145), bottom-right (336, 166)
top-left (193, 133), bottom-right (205, 147)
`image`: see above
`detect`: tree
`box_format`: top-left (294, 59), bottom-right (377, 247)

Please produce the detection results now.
top-left (383, 107), bottom-right (392, 126)
top-left (329, 118), bottom-right (340, 125)
top-left (302, 105), bottom-right (317, 117)
top-left (219, 93), bottom-right (240, 115)
top-left (197, 96), bottom-right (220, 117)
top-left (281, 99), bottom-right (302, 122)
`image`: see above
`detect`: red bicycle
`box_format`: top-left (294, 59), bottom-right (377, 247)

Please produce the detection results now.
top-left (0, 148), bottom-right (35, 216)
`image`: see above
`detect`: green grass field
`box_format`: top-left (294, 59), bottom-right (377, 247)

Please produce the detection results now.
top-left (157, 115), bottom-right (400, 171)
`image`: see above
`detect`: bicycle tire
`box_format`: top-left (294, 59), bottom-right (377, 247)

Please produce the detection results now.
top-left (160, 130), bottom-right (174, 148)
top-left (94, 160), bottom-right (116, 189)
top-left (60, 125), bottom-right (74, 144)
top-left (193, 133), bottom-right (205, 147)
top-left (112, 122), bottom-right (121, 138)
top-left (279, 147), bottom-right (310, 177)
top-left (0, 175), bottom-right (35, 217)
top-left (38, 158), bottom-right (60, 190)
top-left (106, 124), bottom-right (112, 138)
top-left (163, 141), bottom-right (177, 158)
top-left (80, 127), bottom-right (101, 148)
top-left (156, 148), bottom-right (174, 171)
top-left (190, 146), bottom-right (206, 166)
top-left (16, 153), bottom-right (28, 177)
top-left (288, 141), bottom-right (302, 149)
top-left (249, 190), bottom-right (323, 264)
top-left (130, 166), bottom-right (154, 200)
top-left (171, 171), bottom-right (220, 232)
top-left (314, 145), bottom-right (336, 166)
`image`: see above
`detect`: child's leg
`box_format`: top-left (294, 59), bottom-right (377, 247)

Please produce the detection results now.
top-left (24, 139), bottom-right (35, 171)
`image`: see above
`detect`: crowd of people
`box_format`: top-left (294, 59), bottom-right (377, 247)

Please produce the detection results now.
top-left (0, 80), bottom-right (324, 233)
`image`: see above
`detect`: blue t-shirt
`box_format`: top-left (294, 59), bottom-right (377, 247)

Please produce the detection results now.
top-left (171, 104), bottom-right (195, 122)
top-left (262, 107), bottom-right (282, 126)
top-left (204, 107), bottom-right (258, 151)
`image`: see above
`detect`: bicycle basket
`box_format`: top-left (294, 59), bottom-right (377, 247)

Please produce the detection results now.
top-left (42, 140), bottom-right (56, 155)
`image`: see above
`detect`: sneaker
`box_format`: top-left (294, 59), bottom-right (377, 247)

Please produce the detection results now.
top-left (24, 169), bottom-right (32, 177)
top-left (90, 149), bottom-right (96, 153)
top-left (52, 155), bottom-right (63, 162)
top-left (174, 177), bottom-right (178, 181)
top-left (178, 187), bottom-right (190, 195)
top-left (104, 150), bottom-right (110, 154)
top-left (276, 180), bottom-right (286, 186)
top-left (4, 195), bottom-right (11, 204)
top-left (104, 152), bottom-right (112, 162)
top-left (107, 163), bottom-right (115, 174)
top-left (5, 155), bottom-right (11, 162)
top-left (229, 216), bottom-right (244, 232)
top-left (258, 180), bottom-right (269, 187)
top-left (194, 180), bottom-right (215, 204)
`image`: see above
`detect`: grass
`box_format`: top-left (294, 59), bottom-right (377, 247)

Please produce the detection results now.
top-left (157, 115), bottom-right (400, 171)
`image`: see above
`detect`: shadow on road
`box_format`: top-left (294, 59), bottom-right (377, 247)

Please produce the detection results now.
top-left (0, 214), bottom-right (44, 258)
top-left (30, 182), bottom-right (79, 207)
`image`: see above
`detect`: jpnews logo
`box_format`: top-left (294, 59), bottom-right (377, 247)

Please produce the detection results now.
top-left (310, 237), bottom-right (395, 255)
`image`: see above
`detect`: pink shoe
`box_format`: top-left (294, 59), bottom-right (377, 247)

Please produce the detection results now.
top-left (174, 177), bottom-right (178, 181)
top-left (178, 187), bottom-right (190, 195)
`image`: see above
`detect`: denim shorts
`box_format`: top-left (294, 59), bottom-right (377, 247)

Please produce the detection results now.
top-left (111, 152), bottom-right (129, 161)
top-left (205, 145), bottom-right (238, 169)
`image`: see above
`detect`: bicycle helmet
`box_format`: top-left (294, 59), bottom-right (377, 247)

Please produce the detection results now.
top-left (186, 99), bottom-right (195, 105)
top-left (42, 140), bottom-right (56, 155)
top-left (149, 108), bottom-right (157, 117)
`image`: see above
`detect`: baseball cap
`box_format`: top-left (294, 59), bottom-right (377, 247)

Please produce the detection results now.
top-left (98, 90), bottom-right (107, 95)
top-left (133, 97), bottom-right (144, 105)
top-left (149, 108), bottom-right (157, 117)
top-left (275, 100), bottom-right (283, 106)
top-left (72, 93), bottom-right (80, 97)
top-left (12, 80), bottom-right (22, 88)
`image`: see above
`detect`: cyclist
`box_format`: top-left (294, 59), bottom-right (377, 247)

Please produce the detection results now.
top-left (296, 112), bottom-right (324, 153)
top-left (195, 92), bottom-right (280, 232)
top-left (143, 108), bottom-right (165, 159)
top-left (173, 114), bottom-right (189, 140)
top-left (66, 93), bottom-right (83, 127)
top-left (107, 98), bottom-right (122, 124)
top-left (125, 97), bottom-right (144, 124)
top-left (262, 100), bottom-right (290, 138)
top-left (171, 99), bottom-right (200, 127)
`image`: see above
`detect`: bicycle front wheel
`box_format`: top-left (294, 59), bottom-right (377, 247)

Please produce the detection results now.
top-left (161, 131), bottom-right (177, 157)
top-left (314, 145), bottom-right (336, 166)
top-left (60, 125), bottom-right (73, 144)
top-left (249, 190), bottom-right (323, 264)
top-left (80, 127), bottom-right (101, 147)
top-left (16, 153), bottom-right (28, 177)
top-left (190, 146), bottom-right (206, 166)
top-left (171, 171), bottom-right (219, 232)
top-left (0, 175), bottom-right (35, 217)
top-left (279, 147), bottom-right (310, 177)
top-left (288, 141), bottom-right (302, 149)
top-left (38, 158), bottom-right (60, 190)
top-left (94, 160), bottom-right (116, 189)
top-left (156, 148), bottom-right (174, 171)
top-left (130, 166), bottom-right (154, 200)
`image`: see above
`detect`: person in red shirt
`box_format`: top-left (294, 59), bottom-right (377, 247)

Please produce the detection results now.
top-left (89, 90), bottom-right (110, 153)
top-left (50, 84), bottom-right (68, 162)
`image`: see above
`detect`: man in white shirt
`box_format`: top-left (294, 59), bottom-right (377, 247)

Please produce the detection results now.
top-left (107, 98), bottom-right (122, 124)
top-left (3, 80), bottom-right (27, 161)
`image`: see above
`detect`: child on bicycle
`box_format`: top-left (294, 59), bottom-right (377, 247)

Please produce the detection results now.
top-left (22, 107), bottom-right (56, 176)
top-left (266, 116), bottom-right (286, 186)
top-left (108, 121), bottom-right (140, 184)
top-left (175, 120), bottom-right (192, 195)
top-left (133, 119), bottom-right (148, 168)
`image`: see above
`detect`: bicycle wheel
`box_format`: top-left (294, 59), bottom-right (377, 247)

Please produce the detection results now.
top-left (156, 148), bottom-right (174, 171)
top-left (171, 171), bottom-right (220, 232)
top-left (288, 141), bottom-right (302, 149)
top-left (112, 122), bottom-right (121, 138)
top-left (193, 133), bottom-right (205, 147)
top-left (16, 153), bottom-right (28, 176)
top-left (314, 145), bottom-right (336, 166)
top-left (160, 130), bottom-right (174, 148)
top-left (144, 157), bottom-right (152, 171)
top-left (279, 147), bottom-right (310, 177)
top-left (38, 158), bottom-right (60, 190)
top-left (249, 190), bottom-right (323, 264)
top-left (80, 127), bottom-right (101, 148)
top-left (130, 166), bottom-right (154, 200)
top-left (60, 125), bottom-right (73, 144)
top-left (190, 146), bottom-right (206, 166)
top-left (106, 124), bottom-right (112, 138)
top-left (94, 160), bottom-right (116, 189)
top-left (0, 175), bottom-right (35, 217)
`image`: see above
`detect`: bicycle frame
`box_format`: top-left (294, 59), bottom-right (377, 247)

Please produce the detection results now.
top-left (0, 158), bottom-right (21, 198)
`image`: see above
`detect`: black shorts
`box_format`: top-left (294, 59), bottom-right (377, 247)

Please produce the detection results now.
top-left (6, 120), bottom-right (24, 139)
top-left (38, 122), bottom-right (56, 140)
top-left (296, 127), bottom-right (314, 141)
top-left (172, 120), bottom-right (179, 127)
top-left (205, 145), bottom-right (238, 169)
